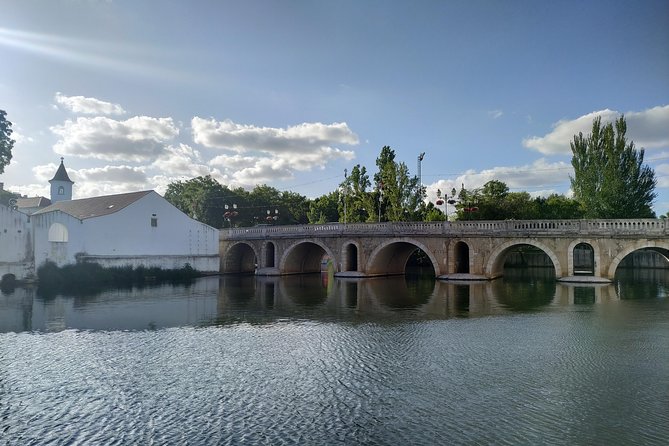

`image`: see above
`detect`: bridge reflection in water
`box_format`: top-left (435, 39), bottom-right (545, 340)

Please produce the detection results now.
top-left (220, 219), bottom-right (669, 282)
top-left (1, 268), bottom-right (664, 333)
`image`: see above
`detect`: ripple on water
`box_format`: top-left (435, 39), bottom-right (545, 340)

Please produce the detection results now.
top-left (1, 306), bottom-right (668, 445)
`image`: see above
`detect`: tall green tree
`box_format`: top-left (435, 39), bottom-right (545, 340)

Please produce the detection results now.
top-left (0, 110), bottom-right (15, 174)
top-left (570, 116), bottom-right (656, 218)
top-left (338, 164), bottom-right (374, 223)
top-left (373, 146), bottom-right (423, 221)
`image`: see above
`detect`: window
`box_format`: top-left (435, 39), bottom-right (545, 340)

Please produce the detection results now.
top-left (58, 186), bottom-right (64, 195)
top-left (48, 223), bottom-right (68, 242)
top-left (151, 214), bottom-right (158, 227)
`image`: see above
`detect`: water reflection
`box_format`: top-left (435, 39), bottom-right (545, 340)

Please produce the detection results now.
top-left (1, 268), bottom-right (668, 333)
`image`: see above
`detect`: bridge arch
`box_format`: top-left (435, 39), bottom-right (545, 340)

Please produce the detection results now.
top-left (222, 241), bottom-right (258, 274)
top-left (366, 238), bottom-right (440, 276)
top-left (486, 239), bottom-right (562, 278)
top-left (281, 240), bottom-right (336, 274)
top-left (607, 240), bottom-right (669, 279)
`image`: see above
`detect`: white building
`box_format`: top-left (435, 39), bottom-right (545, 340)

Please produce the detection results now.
top-left (0, 203), bottom-right (33, 281)
top-left (32, 190), bottom-right (220, 273)
top-left (3, 160), bottom-right (220, 279)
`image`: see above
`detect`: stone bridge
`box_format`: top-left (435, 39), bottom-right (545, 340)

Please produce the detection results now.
top-left (219, 219), bottom-right (669, 282)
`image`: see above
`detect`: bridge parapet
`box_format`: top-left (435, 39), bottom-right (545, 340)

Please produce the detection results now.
top-left (222, 219), bottom-right (667, 240)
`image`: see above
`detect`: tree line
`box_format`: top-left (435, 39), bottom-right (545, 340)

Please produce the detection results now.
top-left (0, 110), bottom-right (659, 225)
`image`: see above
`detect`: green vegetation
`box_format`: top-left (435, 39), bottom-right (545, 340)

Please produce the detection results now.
top-left (570, 115), bottom-right (656, 218)
top-left (0, 109), bottom-right (14, 175)
top-left (164, 176), bottom-right (310, 228)
top-left (37, 261), bottom-right (200, 297)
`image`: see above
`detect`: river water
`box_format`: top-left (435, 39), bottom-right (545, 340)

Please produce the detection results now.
top-left (1, 269), bottom-right (667, 445)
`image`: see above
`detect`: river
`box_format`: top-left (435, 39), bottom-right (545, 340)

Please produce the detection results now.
top-left (1, 268), bottom-right (668, 445)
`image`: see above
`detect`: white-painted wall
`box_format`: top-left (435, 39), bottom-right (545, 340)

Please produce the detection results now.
top-left (32, 192), bottom-right (219, 272)
top-left (0, 204), bottom-right (33, 280)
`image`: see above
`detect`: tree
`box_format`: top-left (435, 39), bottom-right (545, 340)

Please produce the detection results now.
top-left (1, 110), bottom-right (15, 174)
top-left (308, 191), bottom-right (340, 223)
top-left (570, 116), bottom-right (656, 218)
top-left (338, 164), bottom-right (375, 223)
top-left (164, 175), bottom-right (232, 227)
top-left (373, 146), bottom-right (424, 221)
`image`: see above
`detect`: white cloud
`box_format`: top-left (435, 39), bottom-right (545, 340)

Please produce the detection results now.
top-left (54, 92), bottom-right (126, 115)
top-left (655, 163), bottom-right (669, 188)
top-left (192, 117), bottom-right (358, 186)
top-left (151, 143), bottom-right (212, 178)
top-left (425, 159), bottom-right (572, 203)
top-left (232, 158), bottom-right (295, 185)
top-left (523, 105), bottom-right (669, 155)
top-left (191, 117), bottom-right (358, 155)
top-left (51, 116), bottom-right (179, 162)
top-left (488, 110), bottom-right (503, 119)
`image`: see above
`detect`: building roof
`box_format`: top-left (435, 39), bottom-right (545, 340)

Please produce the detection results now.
top-left (49, 158), bottom-right (73, 183)
top-left (32, 190), bottom-right (153, 220)
top-left (16, 196), bottom-right (51, 209)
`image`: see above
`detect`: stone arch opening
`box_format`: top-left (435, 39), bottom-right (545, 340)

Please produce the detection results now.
top-left (48, 222), bottom-right (68, 242)
top-left (454, 241), bottom-right (470, 274)
top-left (486, 241), bottom-right (561, 279)
top-left (610, 243), bottom-right (669, 280)
top-left (282, 241), bottom-right (334, 275)
top-left (223, 242), bottom-right (257, 274)
top-left (343, 243), bottom-right (358, 272)
top-left (366, 239), bottom-right (438, 277)
top-left (265, 242), bottom-right (276, 268)
top-left (573, 242), bottom-right (595, 275)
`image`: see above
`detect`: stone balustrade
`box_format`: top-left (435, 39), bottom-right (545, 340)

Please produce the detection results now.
top-left (223, 219), bottom-right (668, 240)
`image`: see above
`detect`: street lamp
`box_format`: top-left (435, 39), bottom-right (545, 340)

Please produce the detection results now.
top-left (435, 189), bottom-right (447, 220)
top-left (266, 208), bottom-right (279, 224)
top-left (223, 203), bottom-right (238, 228)
top-left (341, 168), bottom-right (349, 225)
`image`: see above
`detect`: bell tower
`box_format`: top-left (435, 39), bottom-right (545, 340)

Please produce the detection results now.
top-left (49, 157), bottom-right (74, 203)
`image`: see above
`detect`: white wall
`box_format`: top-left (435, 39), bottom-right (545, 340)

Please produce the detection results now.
top-left (32, 192), bottom-right (219, 272)
top-left (0, 204), bottom-right (34, 280)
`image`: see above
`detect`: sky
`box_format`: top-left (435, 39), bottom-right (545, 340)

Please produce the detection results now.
top-left (1, 0), bottom-right (668, 215)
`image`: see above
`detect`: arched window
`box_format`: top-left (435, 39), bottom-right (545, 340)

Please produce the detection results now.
top-left (48, 222), bottom-right (68, 242)
top-left (58, 186), bottom-right (64, 195)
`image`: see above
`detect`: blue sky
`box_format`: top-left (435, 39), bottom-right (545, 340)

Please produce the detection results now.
top-left (1, 0), bottom-right (668, 214)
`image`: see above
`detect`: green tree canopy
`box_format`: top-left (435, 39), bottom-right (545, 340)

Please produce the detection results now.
top-left (451, 180), bottom-right (584, 220)
top-left (373, 146), bottom-right (424, 221)
top-left (0, 110), bottom-right (15, 174)
top-left (164, 177), bottom-right (311, 227)
top-left (570, 116), bottom-right (656, 218)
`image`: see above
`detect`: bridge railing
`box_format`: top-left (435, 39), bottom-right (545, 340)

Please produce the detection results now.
top-left (222, 219), bottom-right (667, 239)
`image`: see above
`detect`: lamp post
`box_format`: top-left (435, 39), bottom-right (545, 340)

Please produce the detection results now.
top-left (223, 203), bottom-right (238, 228)
top-left (341, 168), bottom-right (348, 225)
top-left (224, 204), bottom-right (238, 227)
top-left (417, 152), bottom-right (425, 192)
top-left (266, 208), bottom-right (279, 224)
